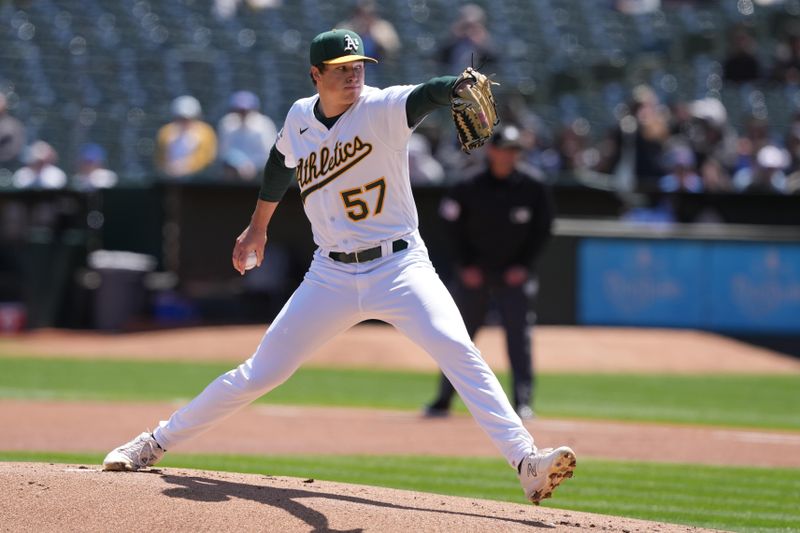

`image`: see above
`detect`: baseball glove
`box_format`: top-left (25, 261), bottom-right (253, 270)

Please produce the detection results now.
top-left (451, 67), bottom-right (500, 154)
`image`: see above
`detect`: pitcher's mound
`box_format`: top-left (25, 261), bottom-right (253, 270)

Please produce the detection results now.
top-left (1, 462), bottom-right (713, 532)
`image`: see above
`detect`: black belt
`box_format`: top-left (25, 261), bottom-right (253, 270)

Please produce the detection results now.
top-left (329, 239), bottom-right (408, 264)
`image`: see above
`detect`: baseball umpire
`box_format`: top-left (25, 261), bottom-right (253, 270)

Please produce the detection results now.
top-left (425, 125), bottom-right (554, 420)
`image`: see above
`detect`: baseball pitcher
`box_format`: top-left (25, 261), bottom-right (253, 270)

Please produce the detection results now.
top-left (103, 29), bottom-right (575, 505)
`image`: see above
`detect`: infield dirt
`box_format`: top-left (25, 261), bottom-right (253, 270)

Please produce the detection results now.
top-left (1, 462), bottom-right (714, 533)
top-left (3, 324), bottom-right (799, 374)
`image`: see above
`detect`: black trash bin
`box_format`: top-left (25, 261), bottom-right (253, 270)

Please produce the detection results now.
top-left (88, 250), bottom-right (156, 331)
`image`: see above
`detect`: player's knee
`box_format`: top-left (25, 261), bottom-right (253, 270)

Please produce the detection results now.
top-left (238, 360), bottom-right (297, 394)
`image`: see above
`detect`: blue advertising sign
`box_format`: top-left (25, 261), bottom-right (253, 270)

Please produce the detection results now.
top-left (709, 243), bottom-right (800, 333)
top-left (578, 239), bottom-right (707, 327)
top-left (578, 238), bottom-right (800, 333)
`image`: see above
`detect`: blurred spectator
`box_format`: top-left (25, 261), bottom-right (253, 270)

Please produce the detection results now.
top-left (554, 118), bottom-right (600, 177)
top-left (497, 96), bottom-right (561, 179)
top-left (682, 97), bottom-right (738, 181)
top-left (786, 170), bottom-right (800, 194)
top-left (668, 100), bottom-right (694, 139)
top-left (408, 133), bottom-right (445, 185)
top-left (155, 96), bottom-right (217, 179)
top-left (734, 115), bottom-right (772, 173)
top-left (499, 94), bottom-right (546, 136)
top-left (598, 85), bottom-right (670, 190)
top-left (733, 144), bottom-right (790, 193)
top-left (699, 157), bottom-right (733, 192)
top-left (772, 33), bottom-right (800, 84)
top-left (723, 26), bottom-right (763, 84)
top-left (0, 93), bottom-right (26, 170)
top-left (337, 0), bottom-right (400, 63)
top-left (70, 143), bottom-right (118, 191)
top-left (666, 100), bottom-right (735, 193)
top-left (783, 112), bottom-right (800, 172)
top-left (659, 145), bottom-right (703, 192)
top-left (438, 4), bottom-right (498, 74)
top-left (213, 0), bottom-right (279, 20)
top-left (662, 0), bottom-right (718, 5)
top-left (212, 0), bottom-right (238, 18)
top-left (613, 0), bottom-right (661, 14)
top-left (217, 91), bottom-right (277, 181)
top-left (12, 141), bottom-right (66, 189)
top-left (519, 127), bottom-right (561, 182)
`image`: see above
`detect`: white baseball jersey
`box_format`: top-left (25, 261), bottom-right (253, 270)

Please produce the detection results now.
top-left (276, 85), bottom-right (418, 252)
top-left (151, 81), bottom-right (538, 476)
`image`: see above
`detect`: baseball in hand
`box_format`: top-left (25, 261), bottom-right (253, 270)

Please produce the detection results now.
top-left (244, 251), bottom-right (258, 270)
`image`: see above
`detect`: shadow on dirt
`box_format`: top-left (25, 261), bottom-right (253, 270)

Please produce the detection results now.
top-left (160, 473), bottom-right (554, 532)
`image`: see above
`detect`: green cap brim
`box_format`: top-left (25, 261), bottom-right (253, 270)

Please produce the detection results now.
top-left (324, 55), bottom-right (378, 65)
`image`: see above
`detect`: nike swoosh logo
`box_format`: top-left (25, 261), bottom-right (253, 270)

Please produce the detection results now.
top-left (300, 127), bottom-right (309, 135)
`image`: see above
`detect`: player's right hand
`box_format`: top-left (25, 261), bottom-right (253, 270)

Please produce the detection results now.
top-left (232, 224), bottom-right (267, 275)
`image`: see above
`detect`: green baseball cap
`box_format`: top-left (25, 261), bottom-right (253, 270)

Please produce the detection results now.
top-left (309, 29), bottom-right (378, 65)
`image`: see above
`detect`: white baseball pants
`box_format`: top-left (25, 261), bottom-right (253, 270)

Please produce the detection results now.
top-left (153, 232), bottom-right (535, 470)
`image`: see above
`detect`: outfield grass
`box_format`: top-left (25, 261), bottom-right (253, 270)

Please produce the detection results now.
top-left (1, 452), bottom-right (797, 533)
top-left (1, 357), bottom-right (799, 430)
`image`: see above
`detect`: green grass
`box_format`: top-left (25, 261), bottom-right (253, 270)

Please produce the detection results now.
top-left (2, 452), bottom-right (798, 533)
top-left (0, 356), bottom-right (799, 430)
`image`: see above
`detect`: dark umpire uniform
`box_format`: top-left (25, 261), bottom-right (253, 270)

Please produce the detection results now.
top-left (425, 125), bottom-right (554, 419)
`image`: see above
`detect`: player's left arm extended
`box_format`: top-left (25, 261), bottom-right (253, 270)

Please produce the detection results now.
top-left (407, 71), bottom-right (499, 153)
top-left (405, 76), bottom-right (458, 127)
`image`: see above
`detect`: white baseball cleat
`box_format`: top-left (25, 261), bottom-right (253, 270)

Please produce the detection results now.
top-left (517, 446), bottom-right (576, 505)
top-left (102, 432), bottom-right (166, 471)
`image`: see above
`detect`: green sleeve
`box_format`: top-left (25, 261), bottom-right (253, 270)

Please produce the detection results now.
top-left (258, 144), bottom-right (295, 202)
top-left (406, 75), bottom-right (458, 127)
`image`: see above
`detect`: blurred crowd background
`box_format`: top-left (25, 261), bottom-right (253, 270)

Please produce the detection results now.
top-left (2, 0), bottom-right (800, 196)
top-left (1, 0), bottom-right (799, 341)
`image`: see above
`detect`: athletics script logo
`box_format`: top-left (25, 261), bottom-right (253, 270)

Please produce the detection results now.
top-left (296, 135), bottom-right (373, 201)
